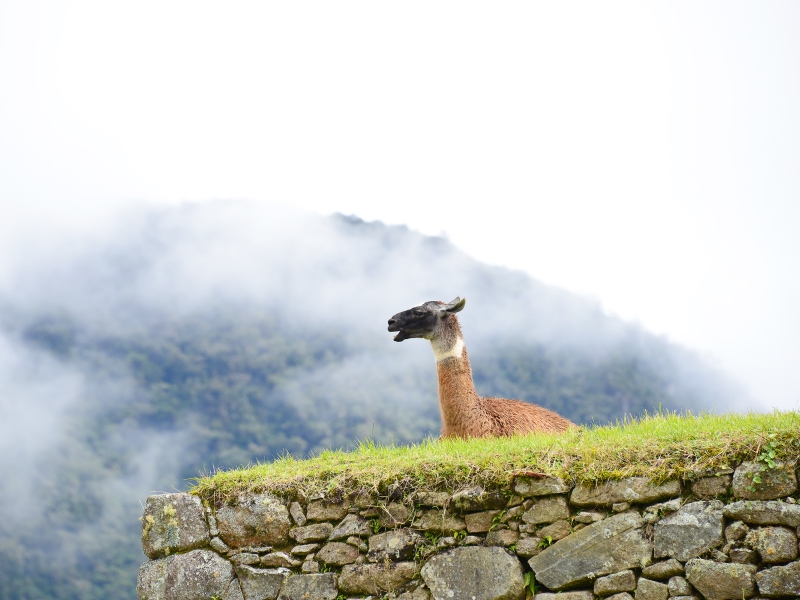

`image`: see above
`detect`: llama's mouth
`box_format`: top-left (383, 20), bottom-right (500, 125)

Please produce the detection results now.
top-left (388, 324), bottom-right (408, 342)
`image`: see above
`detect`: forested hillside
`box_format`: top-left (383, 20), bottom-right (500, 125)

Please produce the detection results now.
top-left (0, 203), bottom-right (744, 600)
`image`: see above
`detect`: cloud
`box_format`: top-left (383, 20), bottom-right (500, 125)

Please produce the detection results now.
top-left (0, 332), bottom-right (84, 518)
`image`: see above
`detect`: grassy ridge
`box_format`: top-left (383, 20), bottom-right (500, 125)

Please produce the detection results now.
top-left (192, 411), bottom-right (800, 503)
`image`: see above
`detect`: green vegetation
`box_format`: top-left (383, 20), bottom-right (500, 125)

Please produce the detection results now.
top-left (193, 410), bottom-right (800, 503)
top-left (523, 571), bottom-right (538, 597)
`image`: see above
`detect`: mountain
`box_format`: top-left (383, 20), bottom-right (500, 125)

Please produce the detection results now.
top-left (0, 202), bottom-right (743, 599)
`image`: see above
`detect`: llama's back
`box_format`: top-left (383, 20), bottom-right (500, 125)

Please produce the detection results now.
top-left (481, 396), bottom-right (575, 436)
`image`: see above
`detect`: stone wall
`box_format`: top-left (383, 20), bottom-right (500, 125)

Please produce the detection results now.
top-left (137, 461), bottom-right (800, 600)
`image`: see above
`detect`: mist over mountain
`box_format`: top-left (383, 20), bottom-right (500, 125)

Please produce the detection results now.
top-left (0, 201), bottom-right (745, 599)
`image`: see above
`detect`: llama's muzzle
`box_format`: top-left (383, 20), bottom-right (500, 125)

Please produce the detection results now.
top-left (387, 318), bottom-right (407, 342)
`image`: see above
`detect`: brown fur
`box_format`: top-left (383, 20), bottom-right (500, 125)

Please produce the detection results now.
top-left (436, 330), bottom-right (575, 438)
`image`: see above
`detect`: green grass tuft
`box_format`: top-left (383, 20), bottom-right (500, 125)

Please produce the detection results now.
top-left (191, 411), bottom-right (800, 504)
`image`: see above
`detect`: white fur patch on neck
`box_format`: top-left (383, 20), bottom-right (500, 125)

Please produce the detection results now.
top-left (433, 336), bottom-right (464, 362)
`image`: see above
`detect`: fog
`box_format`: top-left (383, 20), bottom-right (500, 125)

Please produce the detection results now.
top-left (3, 1), bottom-right (799, 411)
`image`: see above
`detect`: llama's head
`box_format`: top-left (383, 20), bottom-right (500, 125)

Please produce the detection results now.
top-left (387, 296), bottom-right (466, 342)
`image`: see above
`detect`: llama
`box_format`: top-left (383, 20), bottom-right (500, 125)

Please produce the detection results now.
top-left (387, 296), bottom-right (575, 438)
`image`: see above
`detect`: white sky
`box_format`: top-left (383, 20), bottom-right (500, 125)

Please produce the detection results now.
top-left (1, 1), bottom-right (799, 410)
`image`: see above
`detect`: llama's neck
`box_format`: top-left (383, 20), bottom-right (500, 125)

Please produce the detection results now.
top-left (433, 335), bottom-right (482, 435)
top-left (431, 335), bottom-right (464, 362)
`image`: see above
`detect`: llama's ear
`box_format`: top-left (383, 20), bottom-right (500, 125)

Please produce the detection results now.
top-left (442, 297), bottom-right (465, 314)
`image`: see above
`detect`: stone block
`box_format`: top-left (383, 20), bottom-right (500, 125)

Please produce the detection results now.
top-left (604, 594), bottom-right (634, 600)
top-left (207, 513), bottom-right (219, 536)
top-left (450, 487), bottom-right (507, 512)
top-left (288, 523), bottom-right (333, 543)
top-left (514, 476), bottom-right (571, 497)
top-left (315, 541), bottom-right (359, 566)
top-left (465, 510), bottom-right (502, 533)
top-left (132, 559), bottom-right (167, 599)
top-left (329, 513), bottom-right (371, 540)
top-left (724, 520), bottom-right (749, 542)
top-left (345, 535), bottom-right (367, 551)
top-left (691, 475), bottom-right (732, 499)
top-left (732, 461), bottom-right (798, 500)
top-left (306, 499), bottom-right (350, 522)
top-left (230, 552), bottom-right (260, 566)
top-left (412, 509), bottom-right (466, 533)
top-left (644, 498), bottom-right (682, 516)
top-left (537, 519), bottom-right (571, 540)
top-left (723, 500), bottom-right (800, 527)
top-left (235, 564), bottom-right (288, 600)
top-left (574, 510), bottom-right (605, 524)
top-left (300, 561), bottom-right (318, 573)
top-left (463, 535), bottom-right (482, 545)
top-left (728, 547), bottom-right (759, 564)
top-left (485, 529), bottom-right (519, 547)
top-left (534, 592), bottom-right (593, 600)
top-left (421, 546), bottom-right (525, 600)
top-left (668, 576), bottom-right (693, 596)
top-left (755, 560), bottom-right (800, 597)
top-left (522, 496), bottom-right (570, 525)
top-left (709, 548), bottom-right (729, 563)
top-left (744, 526), bottom-right (798, 563)
top-left (653, 500), bottom-right (724, 561)
top-left (684, 558), bottom-right (757, 600)
top-left (634, 578), bottom-right (668, 600)
top-left (276, 573), bottom-right (337, 600)
top-left (141, 493), bottom-right (210, 559)
top-left (593, 569), bottom-right (636, 595)
top-left (396, 588), bottom-right (433, 600)
top-left (640, 558), bottom-right (683, 579)
top-left (528, 511), bottom-right (652, 591)
top-left (216, 494), bottom-right (291, 549)
top-left (260, 552), bottom-right (301, 568)
top-left (225, 579), bottom-right (245, 600)
top-left (570, 478), bottom-right (680, 507)
top-left (514, 537), bottom-right (542, 558)
top-left (368, 528), bottom-right (423, 562)
top-left (378, 501), bottom-right (412, 528)
top-left (501, 504), bottom-right (526, 522)
top-left (289, 543), bottom-right (319, 556)
top-left (288, 502), bottom-right (306, 526)
top-left (339, 561), bottom-right (417, 595)
top-left (137, 549), bottom-right (235, 600)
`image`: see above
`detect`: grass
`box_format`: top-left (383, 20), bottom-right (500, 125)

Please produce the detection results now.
top-left (191, 411), bottom-right (800, 504)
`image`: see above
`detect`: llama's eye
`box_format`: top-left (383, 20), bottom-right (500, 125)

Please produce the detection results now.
top-left (413, 311), bottom-right (425, 318)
